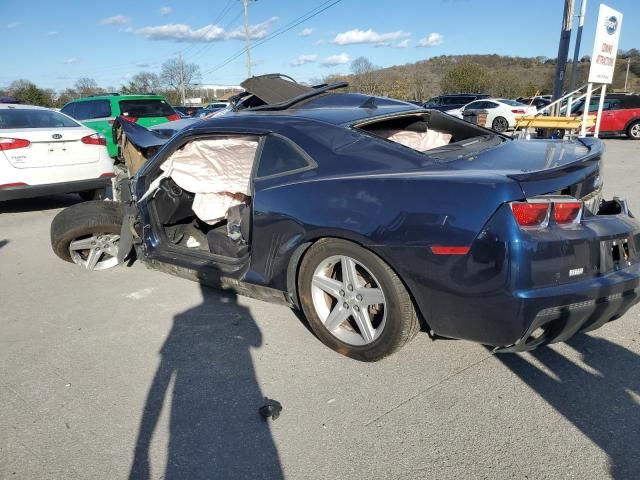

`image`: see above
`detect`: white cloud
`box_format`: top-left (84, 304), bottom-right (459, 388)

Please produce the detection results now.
top-left (159, 6), bottom-right (172, 16)
top-left (6, 22), bottom-right (21, 28)
top-left (62, 58), bottom-right (79, 64)
top-left (314, 39), bottom-right (325, 46)
top-left (98, 15), bottom-right (131, 26)
top-left (291, 54), bottom-right (318, 66)
top-left (298, 28), bottom-right (314, 37)
top-left (136, 23), bottom-right (225, 42)
top-left (332, 28), bottom-right (410, 45)
top-left (45, 31), bottom-right (59, 36)
top-left (136, 17), bottom-right (278, 43)
top-left (417, 32), bottom-right (444, 47)
top-left (321, 53), bottom-right (350, 66)
top-left (396, 39), bottom-right (410, 48)
top-left (226, 16), bottom-right (278, 40)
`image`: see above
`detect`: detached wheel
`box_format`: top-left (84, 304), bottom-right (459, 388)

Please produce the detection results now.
top-left (78, 187), bottom-right (107, 201)
top-left (492, 116), bottom-right (509, 133)
top-left (51, 200), bottom-right (123, 270)
top-left (298, 238), bottom-right (420, 361)
top-left (626, 120), bottom-right (640, 140)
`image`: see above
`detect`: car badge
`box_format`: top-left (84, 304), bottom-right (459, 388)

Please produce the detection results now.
top-left (52, 133), bottom-right (62, 140)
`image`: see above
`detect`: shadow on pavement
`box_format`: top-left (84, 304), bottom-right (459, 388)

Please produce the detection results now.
top-left (0, 194), bottom-right (82, 213)
top-left (128, 284), bottom-right (283, 480)
top-left (497, 334), bottom-right (640, 479)
top-left (0, 239), bottom-right (8, 249)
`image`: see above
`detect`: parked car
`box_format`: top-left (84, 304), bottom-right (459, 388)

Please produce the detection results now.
top-left (60, 94), bottom-right (180, 158)
top-left (0, 104), bottom-right (114, 201)
top-left (424, 93), bottom-right (490, 112)
top-left (174, 106), bottom-right (204, 118)
top-left (50, 75), bottom-right (640, 361)
top-left (205, 102), bottom-right (229, 109)
top-left (517, 96), bottom-right (553, 113)
top-left (570, 93), bottom-right (640, 139)
top-left (449, 98), bottom-right (537, 132)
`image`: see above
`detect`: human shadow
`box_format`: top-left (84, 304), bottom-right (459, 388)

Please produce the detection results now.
top-left (128, 284), bottom-right (283, 480)
top-left (0, 194), bottom-right (81, 213)
top-left (497, 334), bottom-right (640, 479)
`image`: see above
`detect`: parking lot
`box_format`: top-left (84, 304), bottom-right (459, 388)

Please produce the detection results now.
top-left (0, 139), bottom-right (639, 479)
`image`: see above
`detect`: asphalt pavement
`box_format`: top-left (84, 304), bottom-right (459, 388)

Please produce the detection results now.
top-left (1, 139), bottom-right (639, 480)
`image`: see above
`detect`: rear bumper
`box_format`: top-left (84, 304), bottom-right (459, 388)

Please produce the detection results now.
top-left (0, 177), bottom-right (110, 201)
top-left (495, 262), bottom-right (640, 352)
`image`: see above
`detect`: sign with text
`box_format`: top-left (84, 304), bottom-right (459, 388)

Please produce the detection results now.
top-left (588, 4), bottom-right (623, 84)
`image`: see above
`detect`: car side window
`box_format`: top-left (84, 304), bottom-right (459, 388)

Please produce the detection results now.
top-left (485, 102), bottom-right (499, 109)
top-left (256, 135), bottom-right (314, 179)
top-left (60, 103), bottom-right (77, 118)
top-left (604, 99), bottom-right (621, 111)
top-left (464, 101), bottom-right (481, 110)
top-left (73, 100), bottom-right (111, 120)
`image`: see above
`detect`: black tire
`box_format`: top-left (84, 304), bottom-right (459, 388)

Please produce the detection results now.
top-left (297, 238), bottom-right (420, 362)
top-left (626, 120), bottom-right (640, 140)
top-left (78, 187), bottom-right (108, 201)
top-left (492, 116), bottom-right (509, 133)
top-left (51, 200), bottom-right (123, 263)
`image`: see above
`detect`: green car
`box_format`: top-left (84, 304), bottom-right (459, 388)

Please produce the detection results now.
top-left (60, 94), bottom-right (180, 157)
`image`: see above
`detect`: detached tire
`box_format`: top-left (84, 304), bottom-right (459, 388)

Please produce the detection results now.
top-left (51, 200), bottom-right (123, 269)
top-left (298, 238), bottom-right (420, 362)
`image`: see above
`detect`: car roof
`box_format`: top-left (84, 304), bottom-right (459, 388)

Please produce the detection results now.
top-left (0, 103), bottom-right (48, 110)
top-left (71, 94), bottom-right (166, 102)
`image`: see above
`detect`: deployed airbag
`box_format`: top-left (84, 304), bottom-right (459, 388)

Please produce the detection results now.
top-left (376, 129), bottom-right (452, 152)
top-left (160, 136), bottom-right (258, 224)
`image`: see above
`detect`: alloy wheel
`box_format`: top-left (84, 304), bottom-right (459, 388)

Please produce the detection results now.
top-left (631, 123), bottom-right (640, 139)
top-left (68, 233), bottom-right (120, 270)
top-left (310, 255), bottom-right (386, 346)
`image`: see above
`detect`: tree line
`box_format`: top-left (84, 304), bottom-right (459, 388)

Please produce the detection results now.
top-left (3, 51), bottom-right (639, 108)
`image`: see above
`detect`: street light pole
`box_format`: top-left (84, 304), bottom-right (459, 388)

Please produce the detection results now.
top-left (243, 0), bottom-right (252, 79)
top-left (568, 0), bottom-right (587, 92)
top-left (552, 0), bottom-right (575, 112)
top-left (624, 58), bottom-right (631, 92)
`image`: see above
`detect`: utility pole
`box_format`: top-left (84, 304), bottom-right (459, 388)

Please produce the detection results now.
top-left (624, 57), bottom-right (631, 92)
top-left (243, 0), bottom-right (256, 79)
top-left (568, 0), bottom-right (587, 92)
top-left (179, 51), bottom-right (186, 105)
top-left (552, 0), bottom-right (575, 110)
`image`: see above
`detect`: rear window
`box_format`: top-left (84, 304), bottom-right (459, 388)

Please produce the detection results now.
top-left (119, 99), bottom-right (175, 117)
top-left (0, 109), bottom-right (79, 129)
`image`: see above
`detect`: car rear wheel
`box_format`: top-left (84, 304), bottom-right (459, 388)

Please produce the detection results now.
top-left (492, 116), bottom-right (509, 133)
top-left (626, 120), bottom-right (640, 140)
top-left (51, 200), bottom-right (123, 271)
top-left (298, 238), bottom-right (420, 361)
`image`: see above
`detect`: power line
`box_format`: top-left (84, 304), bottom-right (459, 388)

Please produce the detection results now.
top-left (200, 0), bottom-right (343, 79)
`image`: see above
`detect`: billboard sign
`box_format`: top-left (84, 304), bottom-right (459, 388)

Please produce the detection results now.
top-left (588, 4), bottom-right (623, 84)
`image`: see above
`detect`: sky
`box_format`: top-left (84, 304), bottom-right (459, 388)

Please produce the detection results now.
top-left (1, 0), bottom-right (639, 91)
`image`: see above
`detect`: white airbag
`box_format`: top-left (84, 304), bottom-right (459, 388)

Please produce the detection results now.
top-left (377, 129), bottom-right (452, 151)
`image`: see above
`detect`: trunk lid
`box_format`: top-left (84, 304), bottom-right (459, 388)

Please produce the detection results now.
top-left (2, 127), bottom-right (100, 168)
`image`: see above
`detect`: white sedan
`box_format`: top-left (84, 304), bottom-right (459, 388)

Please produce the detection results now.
top-left (447, 98), bottom-right (537, 132)
top-left (0, 104), bottom-right (114, 201)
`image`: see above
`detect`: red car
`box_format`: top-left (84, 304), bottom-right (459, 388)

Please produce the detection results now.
top-left (573, 93), bottom-right (640, 139)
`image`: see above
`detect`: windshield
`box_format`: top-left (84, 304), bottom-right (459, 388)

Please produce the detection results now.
top-left (0, 109), bottom-right (80, 129)
top-left (119, 99), bottom-right (175, 117)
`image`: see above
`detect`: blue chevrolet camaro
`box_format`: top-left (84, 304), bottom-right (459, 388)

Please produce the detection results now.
top-left (51, 75), bottom-right (640, 361)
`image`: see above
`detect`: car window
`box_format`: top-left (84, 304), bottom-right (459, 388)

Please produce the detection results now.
top-left (119, 99), bottom-right (175, 117)
top-left (603, 99), bottom-right (622, 111)
top-left (60, 103), bottom-right (76, 118)
top-left (256, 135), bottom-right (314, 179)
top-left (497, 99), bottom-right (523, 107)
top-left (70, 100), bottom-right (112, 120)
top-left (0, 109), bottom-right (80, 129)
top-left (442, 97), bottom-right (464, 106)
top-left (458, 96), bottom-right (475, 104)
top-left (464, 101), bottom-right (483, 110)
top-left (485, 102), bottom-right (499, 109)
top-left (425, 97), bottom-right (441, 107)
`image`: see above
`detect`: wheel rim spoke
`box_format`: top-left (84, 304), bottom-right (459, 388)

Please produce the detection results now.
top-left (312, 275), bottom-right (343, 299)
top-left (85, 248), bottom-right (102, 270)
top-left (69, 236), bottom-right (96, 251)
top-left (341, 256), bottom-right (360, 289)
top-left (353, 309), bottom-right (375, 343)
top-left (358, 287), bottom-right (384, 307)
top-left (324, 303), bottom-right (352, 331)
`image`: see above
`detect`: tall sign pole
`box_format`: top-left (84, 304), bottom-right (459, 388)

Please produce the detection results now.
top-left (581, 4), bottom-right (623, 137)
top-left (243, 0), bottom-right (252, 79)
top-left (552, 0), bottom-right (575, 112)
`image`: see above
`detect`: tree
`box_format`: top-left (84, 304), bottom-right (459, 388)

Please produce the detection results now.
top-left (7, 79), bottom-right (54, 106)
top-left (74, 77), bottom-right (103, 97)
top-left (160, 58), bottom-right (201, 98)
top-left (350, 56), bottom-right (381, 95)
top-left (121, 72), bottom-right (162, 94)
top-left (440, 62), bottom-right (490, 94)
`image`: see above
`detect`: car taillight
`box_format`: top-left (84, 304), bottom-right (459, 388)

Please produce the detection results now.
top-left (100, 172), bottom-right (115, 178)
top-left (554, 201), bottom-right (582, 224)
top-left (511, 202), bottom-right (550, 227)
top-left (166, 113), bottom-right (180, 121)
top-left (511, 198), bottom-right (583, 228)
top-left (121, 115), bottom-right (138, 123)
top-left (0, 137), bottom-right (30, 151)
top-left (511, 109), bottom-right (526, 114)
top-left (0, 182), bottom-right (28, 188)
top-left (81, 133), bottom-right (106, 146)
